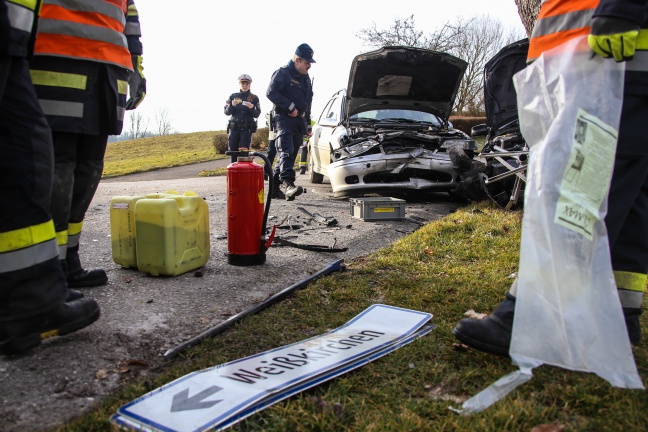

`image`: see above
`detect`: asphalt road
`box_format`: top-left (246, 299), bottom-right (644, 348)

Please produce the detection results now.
top-left (0, 161), bottom-right (458, 431)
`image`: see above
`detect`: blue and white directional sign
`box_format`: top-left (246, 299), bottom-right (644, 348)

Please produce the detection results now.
top-left (112, 304), bottom-right (433, 432)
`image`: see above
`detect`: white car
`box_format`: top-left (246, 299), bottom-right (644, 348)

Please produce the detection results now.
top-left (309, 46), bottom-right (478, 197)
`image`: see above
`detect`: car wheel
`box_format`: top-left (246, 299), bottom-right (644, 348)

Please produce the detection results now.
top-left (308, 151), bottom-right (324, 184)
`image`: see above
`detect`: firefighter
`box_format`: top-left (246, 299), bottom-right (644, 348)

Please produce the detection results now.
top-left (0, 0), bottom-right (100, 356)
top-left (266, 43), bottom-right (315, 201)
top-left (224, 74), bottom-right (261, 164)
top-left (30, 0), bottom-right (146, 289)
top-left (453, 0), bottom-right (648, 354)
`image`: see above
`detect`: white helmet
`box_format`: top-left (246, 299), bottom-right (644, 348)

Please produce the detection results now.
top-left (238, 74), bottom-right (252, 83)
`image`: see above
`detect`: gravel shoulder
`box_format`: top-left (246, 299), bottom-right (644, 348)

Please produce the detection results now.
top-left (0, 162), bottom-right (457, 431)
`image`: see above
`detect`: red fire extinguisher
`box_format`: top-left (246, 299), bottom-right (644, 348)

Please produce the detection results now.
top-left (226, 149), bottom-right (276, 266)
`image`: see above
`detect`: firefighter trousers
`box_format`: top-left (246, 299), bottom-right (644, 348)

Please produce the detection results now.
top-left (0, 57), bottom-right (67, 322)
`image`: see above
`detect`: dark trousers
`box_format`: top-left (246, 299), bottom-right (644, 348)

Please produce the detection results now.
top-left (0, 57), bottom-right (66, 322)
top-left (50, 131), bottom-right (108, 258)
top-left (273, 128), bottom-right (302, 183)
top-left (228, 129), bottom-right (252, 163)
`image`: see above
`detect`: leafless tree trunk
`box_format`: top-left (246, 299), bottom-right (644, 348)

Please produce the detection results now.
top-left (128, 111), bottom-right (148, 139)
top-left (155, 107), bottom-right (174, 136)
top-left (515, 0), bottom-right (542, 37)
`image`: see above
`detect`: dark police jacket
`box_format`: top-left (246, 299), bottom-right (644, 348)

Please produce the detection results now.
top-left (266, 60), bottom-right (313, 133)
top-left (224, 90), bottom-right (261, 131)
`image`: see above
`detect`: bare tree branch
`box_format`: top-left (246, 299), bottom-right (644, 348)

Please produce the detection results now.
top-left (155, 107), bottom-right (174, 136)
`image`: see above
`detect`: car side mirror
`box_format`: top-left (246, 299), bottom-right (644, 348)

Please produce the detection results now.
top-left (471, 123), bottom-right (489, 137)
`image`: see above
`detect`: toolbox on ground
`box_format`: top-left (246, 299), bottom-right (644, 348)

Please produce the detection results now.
top-left (110, 191), bottom-right (210, 276)
top-left (349, 197), bottom-right (406, 221)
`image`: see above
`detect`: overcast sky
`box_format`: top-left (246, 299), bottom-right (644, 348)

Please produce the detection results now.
top-left (131, 0), bottom-right (526, 135)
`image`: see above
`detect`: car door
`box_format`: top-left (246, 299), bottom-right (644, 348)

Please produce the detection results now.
top-left (311, 94), bottom-right (344, 174)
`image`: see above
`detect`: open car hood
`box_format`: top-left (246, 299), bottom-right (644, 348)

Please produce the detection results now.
top-left (346, 46), bottom-right (468, 121)
top-left (483, 38), bottom-right (529, 133)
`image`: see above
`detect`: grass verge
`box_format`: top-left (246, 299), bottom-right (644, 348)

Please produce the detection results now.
top-left (60, 202), bottom-right (647, 431)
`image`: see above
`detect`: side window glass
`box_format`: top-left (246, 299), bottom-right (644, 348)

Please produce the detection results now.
top-left (328, 97), bottom-right (343, 122)
top-left (318, 99), bottom-right (335, 124)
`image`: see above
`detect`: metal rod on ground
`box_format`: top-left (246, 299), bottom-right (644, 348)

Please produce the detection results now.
top-left (163, 259), bottom-right (346, 358)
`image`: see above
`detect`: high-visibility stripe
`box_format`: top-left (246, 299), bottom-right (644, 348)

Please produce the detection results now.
top-left (67, 233), bottom-right (80, 248)
top-left (8, 0), bottom-right (38, 10)
top-left (117, 79), bottom-right (128, 94)
top-left (0, 220), bottom-right (56, 253)
top-left (0, 239), bottom-right (59, 273)
top-left (618, 289), bottom-right (645, 309)
top-left (528, 27), bottom-right (592, 60)
top-left (614, 271), bottom-right (647, 292)
top-left (55, 230), bottom-right (67, 246)
top-left (127, 2), bottom-right (137, 17)
top-left (124, 21), bottom-right (140, 36)
top-left (30, 70), bottom-right (87, 90)
top-left (536, 0), bottom-right (598, 19)
top-left (637, 30), bottom-right (648, 50)
top-left (68, 221), bottom-right (83, 237)
top-left (531, 9), bottom-right (593, 38)
top-left (39, 99), bottom-right (84, 118)
top-left (35, 33), bottom-right (132, 70)
top-left (117, 106), bottom-right (125, 121)
top-left (38, 19), bottom-right (128, 48)
top-left (627, 50), bottom-right (648, 71)
top-left (43, 0), bottom-right (126, 23)
top-left (6, 1), bottom-right (35, 32)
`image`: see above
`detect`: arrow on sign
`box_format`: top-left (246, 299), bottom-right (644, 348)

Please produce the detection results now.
top-left (171, 386), bottom-right (224, 412)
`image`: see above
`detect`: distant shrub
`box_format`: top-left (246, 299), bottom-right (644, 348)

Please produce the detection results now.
top-left (251, 127), bottom-right (269, 150)
top-left (449, 116), bottom-right (487, 135)
top-left (212, 133), bottom-right (228, 154)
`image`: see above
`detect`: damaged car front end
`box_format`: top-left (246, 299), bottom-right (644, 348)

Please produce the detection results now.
top-left (309, 46), bottom-right (478, 197)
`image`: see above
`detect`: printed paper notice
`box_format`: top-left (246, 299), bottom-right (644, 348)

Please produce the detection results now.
top-left (555, 108), bottom-right (618, 240)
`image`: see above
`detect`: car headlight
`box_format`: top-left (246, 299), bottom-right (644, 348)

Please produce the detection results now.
top-left (440, 139), bottom-right (477, 150)
top-left (344, 139), bottom-right (379, 156)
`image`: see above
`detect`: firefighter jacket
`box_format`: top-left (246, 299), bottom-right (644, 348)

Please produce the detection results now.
top-left (2, 0), bottom-right (40, 59)
top-left (528, 0), bottom-right (648, 98)
top-left (29, 0), bottom-right (143, 135)
top-left (224, 90), bottom-right (261, 132)
top-left (267, 60), bottom-right (313, 127)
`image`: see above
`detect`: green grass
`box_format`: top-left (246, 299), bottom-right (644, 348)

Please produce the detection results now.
top-left (103, 131), bottom-right (227, 178)
top-left (59, 196), bottom-right (648, 430)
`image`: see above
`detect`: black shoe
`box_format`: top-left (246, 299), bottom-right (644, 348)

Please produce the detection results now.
top-left (452, 293), bottom-right (516, 356)
top-left (299, 168), bottom-right (306, 175)
top-left (282, 181), bottom-right (303, 201)
top-left (271, 185), bottom-right (285, 199)
top-left (67, 289), bottom-right (85, 301)
top-left (0, 298), bottom-right (101, 356)
top-left (67, 268), bottom-right (107, 288)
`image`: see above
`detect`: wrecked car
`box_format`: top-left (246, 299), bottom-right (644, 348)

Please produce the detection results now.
top-left (469, 38), bottom-right (530, 209)
top-left (308, 46), bottom-right (478, 197)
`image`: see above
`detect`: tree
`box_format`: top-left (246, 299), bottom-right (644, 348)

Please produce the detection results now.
top-left (515, 0), bottom-right (542, 37)
top-left (154, 107), bottom-right (174, 136)
top-left (356, 15), bottom-right (520, 115)
top-left (128, 111), bottom-right (148, 139)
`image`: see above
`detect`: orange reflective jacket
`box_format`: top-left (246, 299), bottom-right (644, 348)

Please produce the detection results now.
top-left (528, 0), bottom-right (599, 62)
top-left (34, 0), bottom-right (132, 70)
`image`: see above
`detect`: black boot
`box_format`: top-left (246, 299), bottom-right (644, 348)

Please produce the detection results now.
top-left (66, 245), bottom-right (107, 288)
top-left (66, 289), bottom-right (85, 301)
top-left (0, 298), bottom-right (101, 355)
top-left (452, 293), bottom-right (516, 356)
top-left (623, 307), bottom-right (642, 345)
top-left (282, 180), bottom-right (303, 201)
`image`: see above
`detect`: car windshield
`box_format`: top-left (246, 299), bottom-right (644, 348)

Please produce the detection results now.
top-left (349, 109), bottom-right (442, 126)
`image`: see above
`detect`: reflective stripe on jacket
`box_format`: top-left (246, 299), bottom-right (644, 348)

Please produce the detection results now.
top-left (3, 0), bottom-right (40, 58)
top-left (527, 0), bottom-right (599, 62)
top-left (34, 0), bottom-right (133, 70)
top-left (0, 220), bottom-right (59, 273)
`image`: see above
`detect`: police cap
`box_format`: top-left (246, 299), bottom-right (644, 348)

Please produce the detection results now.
top-left (295, 43), bottom-right (316, 63)
top-left (238, 74), bottom-right (252, 83)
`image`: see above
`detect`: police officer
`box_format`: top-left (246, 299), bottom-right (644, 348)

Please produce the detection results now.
top-left (0, 0), bottom-right (100, 356)
top-left (453, 0), bottom-right (648, 354)
top-left (30, 0), bottom-right (146, 289)
top-left (225, 74), bottom-right (261, 163)
top-left (266, 43), bottom-right (315, 201)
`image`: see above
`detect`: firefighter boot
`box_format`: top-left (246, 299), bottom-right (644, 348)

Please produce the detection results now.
top-left (282, 180), bottom-right (303, 201)
top-left (66, 245), bottom-right (108, 288)
top-left (59, 261), bottom-right (85, 301)
top-left (0, 298), bottom-right (101, 356)
top-left (452, 293), bottom-right (516, 356)
top-left (271, 179), bottom-right (285, 200)
top-left (624, 307), bottom-right (642, 345)
top-left (300, 166), bottom-right (306, 175)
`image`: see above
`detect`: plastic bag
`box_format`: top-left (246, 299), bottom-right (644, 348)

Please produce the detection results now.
top-left (458, 36), bottom-right (643, 415)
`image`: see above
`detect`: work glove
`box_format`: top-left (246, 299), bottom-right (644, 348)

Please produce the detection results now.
top-left (126, 55), bottom-right (146, 110)
top-left (588, 17), bottom-right (640, 62)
